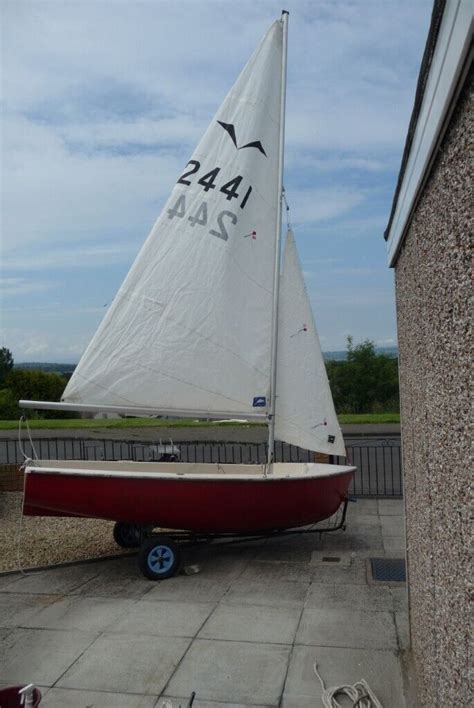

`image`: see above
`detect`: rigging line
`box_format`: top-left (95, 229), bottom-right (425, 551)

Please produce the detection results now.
top-left (18, 415), bottom-right (39, 461)
top-left (16, 423), bottom-right (44, 577)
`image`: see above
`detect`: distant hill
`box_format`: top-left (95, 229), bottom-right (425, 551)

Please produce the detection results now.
top-left (16, 348), bottom-right (398, 371)
top-left (323, 346), bottom-right (398, 361)
top-left (15, 362), bottom-right (76, 374)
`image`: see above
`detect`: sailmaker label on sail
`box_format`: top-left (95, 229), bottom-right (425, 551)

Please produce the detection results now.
top-left (253, 397), bottom-right (267, 407)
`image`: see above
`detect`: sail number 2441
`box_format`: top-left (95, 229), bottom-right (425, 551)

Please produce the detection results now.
top-left (167, 160), bottom-right (253, 242)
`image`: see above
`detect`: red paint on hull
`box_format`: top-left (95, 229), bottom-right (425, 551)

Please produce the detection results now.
top-left (23, 470), bottom-right (353, 533)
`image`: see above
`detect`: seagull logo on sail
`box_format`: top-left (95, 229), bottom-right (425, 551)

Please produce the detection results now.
top-left (217, 121), bottom-right (267, 157)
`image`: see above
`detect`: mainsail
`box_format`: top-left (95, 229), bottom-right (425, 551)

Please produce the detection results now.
top-left (61, 17), bottom-right (344, 458)
top-left (275, 231), bottom-right (346, 456)
top-left (63, 21), bottom-right (284, 416)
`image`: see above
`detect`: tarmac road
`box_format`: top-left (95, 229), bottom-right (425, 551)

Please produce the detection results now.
top-left (0, 423), bottom-right (400, 442)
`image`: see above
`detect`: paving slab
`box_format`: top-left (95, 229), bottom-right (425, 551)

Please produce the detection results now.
top-left (390, 586), bottom-right (408, 612)
top-left (347, 500), bottom-right (379, 515)
top-left (321, 530), bottom-right (383, 556)
top-left (58, 633), bottom-right (190, 695)
top-left (311, 559), bottom-right (368, 585)
top-left (0, 574), bottom-right (17, 590)
top-left (282, 645), bottom-right (405, 707)
top-left (239, 561), bottom-right (313, 583)
top-left (311, 551), bottom-right (354, 566)
top-left (305, 583), bottom-right (394, 612)
top-left (378, 499), bottom-right (404, 516)
top-left (179, 549), bottom-right (251, 582)
top-left (198, 604), bottom-right (301, 644)
top-left (380, 515), bottom-right (405, 535)
top-left (296, 608), bottom-right (398, 650)
top-left (0, 593), bottom-right (59, 627)
top-left (395, 612), bottom-right (410, 650)
top-left (4, 565), bottom-right (102, 595)
top-left (111, 599), bottom-right (214, 637)
top-left (222, 578), bottom-right (309, 609)
top-left (144, 576), bottom-right (231, 604)
top-left (156, 698), bottom-right (270, 708)
top-left (165, 638), bottom-right (290, 705)
top-left (41, 687), bottom-right (156, 707)
top-left (254, 542), bottom-right (314, 563)
top-left (22, 595), bottom-right (136, 632)
top-left (347, 511), bottom-right (381, 525)
top-left (72, 570), bottom-right (153, 599)
top-left (383, 536), bottom-right (406, 555)
top-left (0, 627), bottom-right (98, 685)
top-left (344, 514), bottom-right (382, 532)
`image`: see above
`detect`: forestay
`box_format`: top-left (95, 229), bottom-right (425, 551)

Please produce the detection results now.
top-left (275, 231), bottom-right (346, 457)
top-left (63, 22), bottom-right (283, 416)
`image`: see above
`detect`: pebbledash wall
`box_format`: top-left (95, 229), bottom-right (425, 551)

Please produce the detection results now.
top-left (385, 1), bottom-right (472, 706)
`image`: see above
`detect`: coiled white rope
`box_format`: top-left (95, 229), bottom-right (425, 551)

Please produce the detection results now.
top-left (314, 663), bottom-right (383, 708)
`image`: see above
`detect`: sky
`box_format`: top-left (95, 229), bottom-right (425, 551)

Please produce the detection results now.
top-left (0, 0), bottom-right (433, 363)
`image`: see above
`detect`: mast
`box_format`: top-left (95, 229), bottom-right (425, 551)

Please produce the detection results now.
top-left (267, 10), bottom-right (289, 470)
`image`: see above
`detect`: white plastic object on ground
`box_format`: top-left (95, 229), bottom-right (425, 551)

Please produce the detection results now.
top-left (313, 663), bottom-right (383, 708)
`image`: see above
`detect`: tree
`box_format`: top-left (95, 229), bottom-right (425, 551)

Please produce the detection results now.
top-left (5, 369), bottom-right (72, 418)
top-left (325, 337), bottom-right (399, 413)
top-left (0, 347), bottom-right (14, 386)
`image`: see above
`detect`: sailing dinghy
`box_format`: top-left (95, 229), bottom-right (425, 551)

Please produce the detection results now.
top-left (20, 13), bottom-right (355, 579)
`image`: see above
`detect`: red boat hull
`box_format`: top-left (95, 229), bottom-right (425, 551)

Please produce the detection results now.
top-left (23, 462), bottom-right (354, 534)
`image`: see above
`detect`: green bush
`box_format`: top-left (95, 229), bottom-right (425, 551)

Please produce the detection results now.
top-left (0, 388), bottom-right (20, 420)
top-left (325, 337), bottom-right (399, 414)
top-left (5, 369), bottom-right (78, 419)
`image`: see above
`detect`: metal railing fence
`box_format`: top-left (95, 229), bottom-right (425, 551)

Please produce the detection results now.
top-left (0, 436), bottom-right (402, 498)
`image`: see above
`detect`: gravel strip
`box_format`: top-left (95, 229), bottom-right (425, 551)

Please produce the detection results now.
top-left (0, 493), bottom-right (128, 572)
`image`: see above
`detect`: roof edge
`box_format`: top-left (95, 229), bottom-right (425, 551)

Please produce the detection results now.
top-left (384, 0), bottom-right (473, 266)
top-left (384, 0), bottom-right (446, 242)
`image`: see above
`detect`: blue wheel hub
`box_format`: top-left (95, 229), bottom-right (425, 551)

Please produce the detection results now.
top-left (147, 544), bottom-right (175, 574)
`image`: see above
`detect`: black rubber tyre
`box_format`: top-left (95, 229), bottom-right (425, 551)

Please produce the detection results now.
top-left (113, 521), bottom-right (144, 549)
top-left (138, 535), bottom-right (181, 580)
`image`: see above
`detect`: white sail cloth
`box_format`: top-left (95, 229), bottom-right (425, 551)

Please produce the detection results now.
top-left (63, 21), bottom-right (283, 416)
top-left (62, 18), bottom-right (345, 458)
top-left (275, 231), bottom-right (346, 457)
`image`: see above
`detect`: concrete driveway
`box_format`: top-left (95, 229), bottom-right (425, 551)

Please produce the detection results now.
top-left (0, 499), bottom-right (408, 707)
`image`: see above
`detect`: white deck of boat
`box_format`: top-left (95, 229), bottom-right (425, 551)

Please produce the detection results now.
top-left (25, 460), bottom-right (355, 481)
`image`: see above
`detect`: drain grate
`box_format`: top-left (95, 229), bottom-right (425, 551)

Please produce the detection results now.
top-left (371, 558), bottom-right (406, 582)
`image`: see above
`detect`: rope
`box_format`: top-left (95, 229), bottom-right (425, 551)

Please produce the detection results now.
top-left (18, 415), bottom-right (39, 461)
top-left (16, 416), bottom-right (43, 576)
top-left (314, 664), bottom-right (383, 708)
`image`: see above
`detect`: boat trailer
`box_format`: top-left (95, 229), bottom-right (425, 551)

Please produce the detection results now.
top-left (114, 497), bottom-right (353, 580)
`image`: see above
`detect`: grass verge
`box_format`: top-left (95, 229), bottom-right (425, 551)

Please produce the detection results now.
top-left (0, 412), bottom-right (399, 430)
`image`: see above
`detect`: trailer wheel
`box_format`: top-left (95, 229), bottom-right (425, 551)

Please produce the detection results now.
top-left (113, 521), bottom-right (144, 548)
top-left (138, 536), bottom-right (180, 580)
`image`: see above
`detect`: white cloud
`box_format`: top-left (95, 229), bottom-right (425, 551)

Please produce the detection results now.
top-left (2, 242), bottom-right (138, 271)
top-left (0, 0), bottom-right (431, 354)
top-left (1, 327), bottom-right (87, 362)
top-left (290, 187), bottom-right (365, 224)
top-left (0, 276), bottom-right (53, 296)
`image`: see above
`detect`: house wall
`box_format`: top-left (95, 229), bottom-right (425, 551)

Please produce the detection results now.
top-left (394, 67), bottom-right (472, 706)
